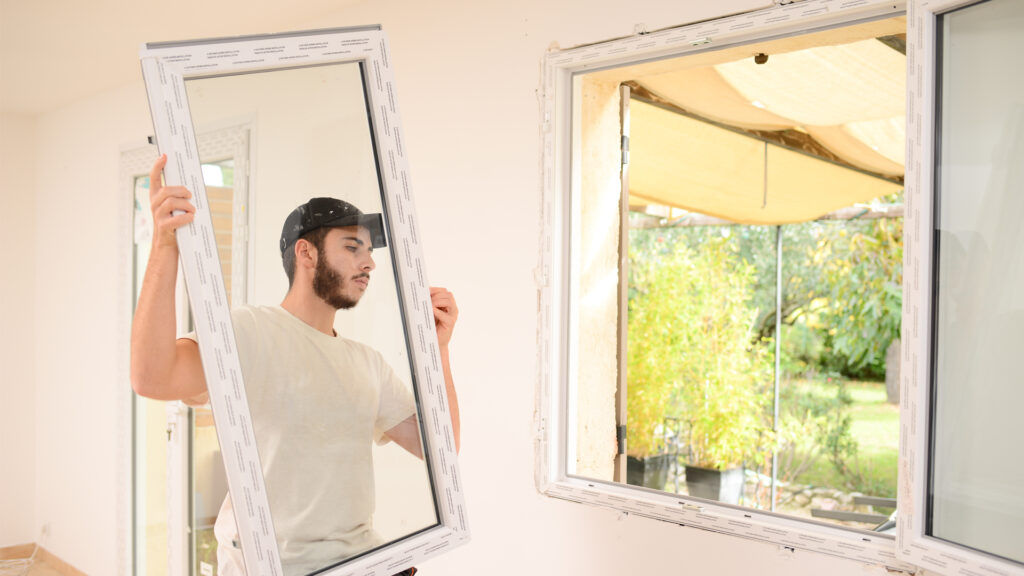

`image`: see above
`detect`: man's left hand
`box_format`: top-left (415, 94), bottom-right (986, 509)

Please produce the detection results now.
top-left (430, 287), bottom-right (458, 348)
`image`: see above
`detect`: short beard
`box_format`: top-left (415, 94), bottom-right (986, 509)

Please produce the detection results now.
top-left (312, 256), bottom-right (360, 310)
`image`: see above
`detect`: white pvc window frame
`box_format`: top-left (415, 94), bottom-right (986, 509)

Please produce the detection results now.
top-left (139, 26), bottom-right (468, 576)
top-left (122, 126), bottom-right (251, 576)
top-left (897, 1), bottom-right (1024, 575)
top-left (536, 0), bottom-right (919, 571)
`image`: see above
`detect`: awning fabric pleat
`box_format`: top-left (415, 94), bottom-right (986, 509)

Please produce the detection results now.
top-left (628, 99), bottom-right (902, 225)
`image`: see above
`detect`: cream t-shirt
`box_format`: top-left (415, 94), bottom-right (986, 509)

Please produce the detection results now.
top-left (190, 305), bottom-right (417, 576)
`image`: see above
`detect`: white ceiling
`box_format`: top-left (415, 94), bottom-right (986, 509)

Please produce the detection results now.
top-left (0, 0), bottom-right (364, 115)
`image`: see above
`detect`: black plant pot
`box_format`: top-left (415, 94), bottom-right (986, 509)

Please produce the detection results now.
top-left (684, 465), bottom-right (744, 505)
top-left (626, 454), bottom-right (673, 490)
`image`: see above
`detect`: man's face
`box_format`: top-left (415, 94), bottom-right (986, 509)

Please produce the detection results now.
top-left (311, 226), bottom-right (376, 310)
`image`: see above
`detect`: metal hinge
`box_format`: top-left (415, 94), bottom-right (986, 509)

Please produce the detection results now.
top-left (616, 425), bottom-right (627, 455)
top-left (621, 135), bottom-right (630, 166)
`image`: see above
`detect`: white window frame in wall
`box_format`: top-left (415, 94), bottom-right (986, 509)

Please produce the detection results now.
top-left (536, 0), bottom-right (919, 571)
top-left (897, 1), bottom-right (1024, 575)
top-left (139, 26), bottom-right (468, 576)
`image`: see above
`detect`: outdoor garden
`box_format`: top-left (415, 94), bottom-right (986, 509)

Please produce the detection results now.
top-left (625, 201), bottom-right (903, 528)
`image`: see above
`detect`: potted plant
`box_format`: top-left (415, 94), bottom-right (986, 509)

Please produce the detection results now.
top-left (628, 235), bottom-right (774, 502)
top-left (624, 386), bottom-right (674, 489)
top-left (674, 366), bottom-right (769, 504)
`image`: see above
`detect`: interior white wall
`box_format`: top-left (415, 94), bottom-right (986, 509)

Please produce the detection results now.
top-left (16, 0), bottom-right (897, 574)
top-left (0, 111), bottom-right (38, 547)
top-left (29, 82), bottom-right (152, 573)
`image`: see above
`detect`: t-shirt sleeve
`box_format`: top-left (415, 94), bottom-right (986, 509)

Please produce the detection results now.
top-left (176, 307), bottom-right (260, 401)
top-left (373, 355), bottom-right (417, 444)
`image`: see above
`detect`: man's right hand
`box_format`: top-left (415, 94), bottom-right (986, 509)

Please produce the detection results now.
top-left (149, 154), bottom-right (196, 250)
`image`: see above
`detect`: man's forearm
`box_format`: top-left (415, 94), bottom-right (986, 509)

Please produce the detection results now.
top-left (440, 345), bottom-right (460, 453)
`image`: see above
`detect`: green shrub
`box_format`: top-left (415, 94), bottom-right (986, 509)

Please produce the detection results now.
top-left (777, 379), bottom-right (855, 481)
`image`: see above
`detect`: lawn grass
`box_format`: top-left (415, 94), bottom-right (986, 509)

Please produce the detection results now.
top-left (786, 379), bottom-right (899, 498)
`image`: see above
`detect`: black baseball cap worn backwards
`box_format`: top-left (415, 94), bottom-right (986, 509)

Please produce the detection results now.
top-left (279, 197), bottom-right (387, 257)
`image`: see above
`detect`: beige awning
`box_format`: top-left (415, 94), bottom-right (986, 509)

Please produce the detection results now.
top-left (637, 38), bottom-right (906, 179)
top-left (627, 34), bottom-right (905, 225)
top-left (628, 99), bottom-right (902, 225)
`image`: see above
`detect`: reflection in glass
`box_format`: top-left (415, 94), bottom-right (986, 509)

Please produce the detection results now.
top-left (929, 0), bottom-right (1024, 563)
top-left (184, 62), bottom-right (437, 575)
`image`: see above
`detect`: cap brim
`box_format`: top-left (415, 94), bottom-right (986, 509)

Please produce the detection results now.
top-left (322, 212), bottom-right (387, 249)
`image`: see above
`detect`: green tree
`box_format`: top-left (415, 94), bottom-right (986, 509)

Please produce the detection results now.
top-left (775, 379), bottom-right (855, 485)
top-left (737, 217), bottom-right (903, 379)
top-left (817, 218), bottom-right (903, 375)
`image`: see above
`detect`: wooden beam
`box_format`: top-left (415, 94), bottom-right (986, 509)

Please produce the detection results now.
top-left (630, 203), bottom-right (904, 229)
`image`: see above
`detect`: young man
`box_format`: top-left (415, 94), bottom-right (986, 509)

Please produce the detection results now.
top-left (131, 155), bottom-right (460, 575)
